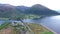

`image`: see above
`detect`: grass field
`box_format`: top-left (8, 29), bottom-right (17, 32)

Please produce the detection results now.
top-left (0, 22), bottom-right (19, 34)
top-left (0, 18), bottom-right (9, 20)
top-left (28, 23), bottom-right (54, 34)
top-left (0, 22), bottom-right (54, 34)
top-left (0, 22), bottom-right (10, 30)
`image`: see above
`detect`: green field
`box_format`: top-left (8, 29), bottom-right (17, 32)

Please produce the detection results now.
top-left (0, 22), bottom-right (54, 34)
top-left (0, 18), bottom-right (9, 20)
top-left (28, 23), bottom-right (54, 34)
top-left (0, 22), bottom-right (10, 30)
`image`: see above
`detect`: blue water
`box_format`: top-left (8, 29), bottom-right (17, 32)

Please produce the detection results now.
top-left (23, 15), bottom-right (60, 34)
top-left (0, 15), bottom-right (60, 34)
top-left (0, 20), bottom-right (6, 25)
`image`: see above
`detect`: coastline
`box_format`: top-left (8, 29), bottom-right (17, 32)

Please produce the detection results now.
top-left (39, 23), bottom-right (58, 34)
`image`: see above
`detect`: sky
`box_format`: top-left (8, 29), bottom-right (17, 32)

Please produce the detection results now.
top-left (0, 0), bottom-right (60, 10)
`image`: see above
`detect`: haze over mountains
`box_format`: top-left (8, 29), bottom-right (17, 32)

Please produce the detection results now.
top-left (0, 4), bottom-right (60, 18)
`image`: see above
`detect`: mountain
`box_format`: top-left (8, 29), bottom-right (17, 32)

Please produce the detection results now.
top-left (0, 4), bottom-right (59, 18)
top-left (0, 4), bottom-right (21, 18)
top-left (16, 6), bottom-right (29, 11)
top-left (55, 10), bottom-right (60, 13)
top-left (26, 4), bottom-right (60, 15)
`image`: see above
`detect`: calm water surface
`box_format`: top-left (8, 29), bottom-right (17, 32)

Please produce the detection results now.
top-left (23, 15), bottom-right (60, 34)
top-left (39, 15), bottom-right (60, 34)
top-left (0, 15), bottom-right (60, 34)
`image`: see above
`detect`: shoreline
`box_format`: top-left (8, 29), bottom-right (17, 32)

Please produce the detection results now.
top-left (39, 23), bottom-right (58, 34)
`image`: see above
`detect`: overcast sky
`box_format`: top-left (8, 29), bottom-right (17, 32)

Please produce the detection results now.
top-left (0, 0), bottom-right (60, 10)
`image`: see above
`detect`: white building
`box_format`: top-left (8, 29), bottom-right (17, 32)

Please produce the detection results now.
top-left (11, 21), bottom-right (24, 26)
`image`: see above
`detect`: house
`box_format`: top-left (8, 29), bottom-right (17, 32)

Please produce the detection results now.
top-left (11, 21), bottom-right (24, 26)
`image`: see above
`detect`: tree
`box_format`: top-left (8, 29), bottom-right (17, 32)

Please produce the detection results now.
top-left (16, 14), bottom-right (34, 34)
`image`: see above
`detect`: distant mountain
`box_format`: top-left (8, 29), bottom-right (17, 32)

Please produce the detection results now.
top-left (15, 6), bottom-right (30, 13)
top-left (55, 10), bottom-right (60, 13)
top-left (26, 4), bottom-right (60, 15)
top-left (0, 4), bottom-right (59, 18)
top-left (0, 4), bottom-right (21, 18)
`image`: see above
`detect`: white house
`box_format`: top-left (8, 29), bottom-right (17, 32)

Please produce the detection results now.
top-left (11, 21), bottom-right (24, 26)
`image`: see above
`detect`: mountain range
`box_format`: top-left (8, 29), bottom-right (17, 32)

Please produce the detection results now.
top-left (0, 4), bottom-right (59, 18)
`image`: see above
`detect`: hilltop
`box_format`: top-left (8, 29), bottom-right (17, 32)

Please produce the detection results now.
top-left (0, 4), bottom-right (59, 18)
